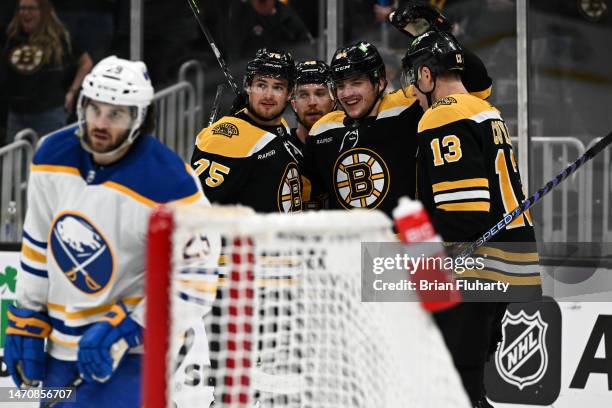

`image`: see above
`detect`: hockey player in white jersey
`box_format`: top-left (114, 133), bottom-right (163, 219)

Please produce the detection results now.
top-left (4, 56), bottom-right (216, 408)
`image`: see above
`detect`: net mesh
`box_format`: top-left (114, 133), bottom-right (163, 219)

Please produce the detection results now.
top-left (145, 205), bottom-right (470, 408)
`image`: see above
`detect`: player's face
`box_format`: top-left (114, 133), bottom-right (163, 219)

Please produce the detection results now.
top-left (247, 75), bottom-right (291, 121)
top-left (335, 74), bottom-right (381, 119)
top-left (412, 66), bottom-right (434, 111)
top-left (84, 100), bottom-right (135, 153)
top-left (18, 0), bottom-right (41, 34)
top-left (291, 84), bottom-right (334, 129)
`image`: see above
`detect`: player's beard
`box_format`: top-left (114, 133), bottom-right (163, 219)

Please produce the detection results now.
top-left (85, 127), bottom-right (130, 154)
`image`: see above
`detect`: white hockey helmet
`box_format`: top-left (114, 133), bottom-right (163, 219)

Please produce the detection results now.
top-left (77, 56), bottom-right (154, 155)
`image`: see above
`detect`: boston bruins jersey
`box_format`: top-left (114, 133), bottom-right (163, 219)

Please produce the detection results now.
top-left (192, 111), bottom-right (303, 213)
top-left (303, 90), bottom-right (421, 215)
top-left (416, 94), bottom-right (541, 300)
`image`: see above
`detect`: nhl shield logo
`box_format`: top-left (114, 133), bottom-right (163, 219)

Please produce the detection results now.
top-left (496, 310), bottom-right (549, 390)
top-left (50, 212), bottom-right (115, 295)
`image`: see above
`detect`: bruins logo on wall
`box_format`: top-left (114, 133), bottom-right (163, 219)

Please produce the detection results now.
top-left (333, 148), bottom-right (390, 209)
top-left (212, 122), bottom-right (239, 138)
top-left (278, 162), bottom-right (302, 213)
top-left (9, 44), bottom-right (44, 75)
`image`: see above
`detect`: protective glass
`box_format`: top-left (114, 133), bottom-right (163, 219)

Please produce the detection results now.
top-left (400, 66), bottom-right (417, 97)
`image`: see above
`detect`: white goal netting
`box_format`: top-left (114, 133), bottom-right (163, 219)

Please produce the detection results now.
top-left (143, 205), bottom-right (470, 408)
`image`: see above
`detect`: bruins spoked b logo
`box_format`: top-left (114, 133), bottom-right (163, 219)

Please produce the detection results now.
top-left (334, 148), bottom-right (390, 209)
top-left (278, 162), bottom-right (302, 213)
top-left (50, 212), bottom-right (115, 295)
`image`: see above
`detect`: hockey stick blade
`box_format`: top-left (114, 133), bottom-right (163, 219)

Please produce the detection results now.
top-left (187, 0), bottom-right (239, 95)
top-left (458, 130), bottom-right (612, 259)
top-left (40, 339), bottom-right (130, 408)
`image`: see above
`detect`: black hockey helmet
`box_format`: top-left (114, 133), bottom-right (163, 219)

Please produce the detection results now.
top-left (330, 41), bottom-right (385, 84)
top-left (245, 48), bottom-right (296, 89)
top-left (400, 31), bottom-right (464, 91)
top-left (295, 60), bottom-right (332, 87)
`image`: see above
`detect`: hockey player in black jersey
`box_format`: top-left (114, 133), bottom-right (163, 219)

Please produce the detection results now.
top-left (301, 37), bottom-right (492, 216)
top-left (191, 49), bottom-right (303, 213)
top-left (289, 60), bottom-right (335, 152)
top-left (403, 31), bottom-right (541, 407)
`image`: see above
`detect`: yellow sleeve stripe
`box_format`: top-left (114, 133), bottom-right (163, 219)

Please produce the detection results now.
top-left (470, 85), bottom-right (492, 100)
top-left (301, 175), bottom-right (312, 201)
top-left (418, 94), bottom-right (498, 132)
top-left (171, 190), bottom-right (203, 205)
top-left (47, 297), bottom-right (142, 319)
top-left (22, 243), bottom-right (47, 263)
top-left (437, 201), bottom-right (490, 212)
top-left (31, 164), bottom-right (81, 177)
top-left (475, 247), bottom-right (540, 263)
top-left (102, 181), bottom-right (158, 208)
top-left (432, 178), bottom-right (489, 193)
top-left (49, 334), bottom-right (78, 347)
top-left (459, 270), bottom-right (542, 286)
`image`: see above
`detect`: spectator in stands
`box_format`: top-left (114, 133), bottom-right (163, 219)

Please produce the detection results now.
top-left (226, 0), bottom-right (313, 66)
top-left (52, 0), bottom-right (115, 64)
top-left (0, 0), bottom-right (92, 144)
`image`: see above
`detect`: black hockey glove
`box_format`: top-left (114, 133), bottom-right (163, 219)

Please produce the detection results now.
top-left (389, 1), bottom-right (452, 38)
top-left (229, 91), bottom-right (248, 115)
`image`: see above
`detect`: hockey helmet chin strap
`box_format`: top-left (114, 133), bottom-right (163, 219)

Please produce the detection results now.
top-left (414, 68), bottom-right (437, 109)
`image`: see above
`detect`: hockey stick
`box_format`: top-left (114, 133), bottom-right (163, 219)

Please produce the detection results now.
top-left (40, 339), bottom-right (129, 408)
top-left (186, 0), bottom-right (239, 95)
top-left (458, 130), bottom-right (612, 259)
top-left (207, 84), bottom-right (227, 127)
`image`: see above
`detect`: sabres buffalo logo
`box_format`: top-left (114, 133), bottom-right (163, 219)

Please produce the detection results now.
top-left (50, 212), bottom-right (115, 295)
top-left (212, 122), bottom-right (239, 138)
top-left (495, 310), bottom-right (549, 390)
top-left (333, 148), bottom-right (390, 209)
top-left (9, 44), bottom-right (44, 75)
top-left (278, 163), bottom-right (302, 213)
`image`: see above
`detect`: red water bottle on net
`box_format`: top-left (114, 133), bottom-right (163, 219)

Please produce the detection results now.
top-left (393, 196), bottom-right (461, 312)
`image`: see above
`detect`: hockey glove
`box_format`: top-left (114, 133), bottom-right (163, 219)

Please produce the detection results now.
top-left (389, 0), bottom-right (452, 37)
top-left (229, 91), bottom-right (248, 115)
top-left (4, 304), bottom-right (52, 387)
top-left (77, 302), bottom-right (142, 383)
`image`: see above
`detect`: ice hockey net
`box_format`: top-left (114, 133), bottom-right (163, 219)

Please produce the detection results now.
top-left (143, 205), bottom-right (470, 408)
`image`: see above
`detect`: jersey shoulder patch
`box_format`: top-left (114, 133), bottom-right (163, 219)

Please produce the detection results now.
top-left (310, 110), bottom-right (346, 137)
top-left (418, 93), bottom-right (501, 133)
top-left (376, 89), bottom-right (418, 119)
top-left (195, 116), bottom-right (271, 158)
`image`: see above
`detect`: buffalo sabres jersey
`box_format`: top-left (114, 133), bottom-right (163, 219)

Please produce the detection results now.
top-left (192, 111), bottom-right (303, 213)
top-left (303, 90), bottom-right (421, 215)
top-left (18, 125), bottom-right (214, 360)
top-left (416, 94), bottom-right (541, 300)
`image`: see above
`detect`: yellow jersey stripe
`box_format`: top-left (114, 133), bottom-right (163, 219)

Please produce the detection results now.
top-left (459, 270), bottom-right (542, 285)
top-left (418, 93), bottom-right (499, 132)
top-left (470, 86), bottom-right (492, 100)
top-left (102, 181), bottom-right (158, 208)
top-left (47, 297), bottom-right (142, 319)
top-left (31, 164), bottom-right (81, 177)
top-left (438, 201), bottom-right (490, 212)
top-left (432, 178), bottom-right (489, 193)
top-left (171, 190), bottom-right (202, 205)
top-left (49, 334), bottom-right (78, 347)
top-left (22, 243), bottom-right (47, 263)
top-left (475, 247), bottom-right (540, 263)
